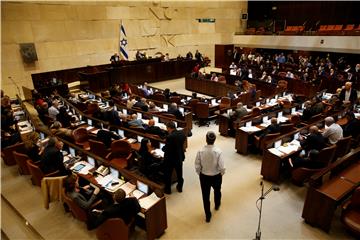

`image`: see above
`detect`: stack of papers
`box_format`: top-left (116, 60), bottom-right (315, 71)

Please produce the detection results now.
top-left (240, 126), bottom-right (262, 132)
top-left (96, 175), bottom-right (113, 188)
top-left (260, 122), bottom-right (271, 128)
top-left (138, 192), bottom-right (160, 210)
top-left (151, 149), bottom-right (164, 158)
top-left (132, 189), bottom-right (145, 199)
top-left (120, 182), bottom-right (136, 195)
top-left (278, 116), bottom-right (289, 123)
top-left (268, 148), bottom-right (285, 157)
top-left (86, 126), bottom-right (94, 131)
top-left (105, 178), bottom-right (125, 192)
top-left (126, 138), bottom-right (137, 144)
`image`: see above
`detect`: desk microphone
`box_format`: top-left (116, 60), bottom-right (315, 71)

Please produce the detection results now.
top-left (272, 185), bottom-right (280, 191)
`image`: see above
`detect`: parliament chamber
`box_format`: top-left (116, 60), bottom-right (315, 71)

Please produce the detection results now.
top-left (1, 1), bottom-right (360, 240)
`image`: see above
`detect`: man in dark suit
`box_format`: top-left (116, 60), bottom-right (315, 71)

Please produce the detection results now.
top-left (162, 121), bottom-right (186, 194)
top-left (87, 189), bottom-right (141, 230)
top-left (97, 127), bottom-right (121, 148)
top-left (105, 101), bottom-right (121, 125)
top-left (40, 137), bottom-right (68, 175)
top-left (300, 126), bottom-right (326, 153)
top-left (343, 111), bottom-right (360, 139)
top-left (265, 117), bottom-right (281, 135)
top-left (167, 103), bottom-right (183, 120)
top-left (133, 97), bottom-right (149, 112)
top-left (339, 82), bottom-right (358, 105)
top-left (145, 119), bottom-right (167, 138)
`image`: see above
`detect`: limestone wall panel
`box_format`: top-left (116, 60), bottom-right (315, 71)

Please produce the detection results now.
top-left (2, 3), bottom-right (40, 21)
top-left (140, 20), bottom-right (159, 36)
top-left (106, 6), bottom-right (132, 19)
top-left (2, 21), bottom-right (34, 44)
top-left (2, 44), bottom-right (26, 63)
top-left (38, 5), bottom-right (70, 20)
top-left (32, 21), bottom-right (69, 42)
top-left (64, 21), bottom-right (95, 40)
top-left (160, 20), bottom-right (189, 34)
top-left (198, 23), bottom-right (215, 34)
top-left (76, 5), bottom-right (107, 20)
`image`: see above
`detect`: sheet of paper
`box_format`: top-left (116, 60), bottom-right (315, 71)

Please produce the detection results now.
top-left (239, 126), bottom-right (262, 132)
top-left (120, 182), bottom-right (136, 195)
top-left (268, 148), bottom-right (284, 157)
top-left (132, 189), bottom-right (145, 199)
top-left (138, 192), bottom-right (160, 210)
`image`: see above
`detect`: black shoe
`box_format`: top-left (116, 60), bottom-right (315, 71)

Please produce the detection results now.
top-left (206, 213), bottom-right (212, 223)
top-left (215, 203), bottom-right (221, 210)
top-left (176, 185), bottom-right (182, 193)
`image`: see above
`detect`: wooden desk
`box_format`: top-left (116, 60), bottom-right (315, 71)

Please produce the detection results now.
top-left (302, 159), bottom-right (360, 232)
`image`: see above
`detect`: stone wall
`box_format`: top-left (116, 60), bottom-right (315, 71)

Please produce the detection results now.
top-left (1, 1), bottom-right (247, 97)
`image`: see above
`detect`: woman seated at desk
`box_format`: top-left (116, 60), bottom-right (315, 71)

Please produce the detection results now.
top-left (137, 138), bottom-right (163, 180)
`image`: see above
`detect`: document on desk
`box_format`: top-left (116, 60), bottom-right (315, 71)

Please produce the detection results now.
top-left (278, 116), bottom-right (289, 123)
top-left (139, 192), bottom-right (160, 210)
top-left (96, 175), bottom-right (114, 188)
top-left (120, 182), bottom-right (136, 195)
top-left (126, 138), bottom-right (137, 144)
top-left (260, 122), bottom-right (271, 128)
top-left (90, 129), bottom-right (100, 135)
top-left (132, 189), bottom-right (145, 199)
top-left (151, 149), bottom-right (164, 158)
top-left (86, 126), bottom-right (94, 131)
top-left (268, 148), bottom-right (285, 157)
top-left (105, 178), bottom-right (125, 192)
top-left (240, 126), bottom-right (262, 132)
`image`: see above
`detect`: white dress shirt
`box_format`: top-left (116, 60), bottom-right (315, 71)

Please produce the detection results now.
top-left (48, 106), bottom-right (59, 120)
top-left (195, 145), bottom-right (225, 176)
top-left (322, 123), bottom-right (343, 144)
top-left (344, 90), bottom-right (351, 102)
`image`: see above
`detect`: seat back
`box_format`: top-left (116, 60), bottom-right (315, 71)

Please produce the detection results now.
top-left (291, 167), bottom-right (325, 186)
top-left (317, 144), bottom-right (337, 166)
top-left (290, 115), bottom-right (301, 126)
top-left (169, 96), bottom-right (181, 105)
top-left (62, 190), bottom-right (88, 222)
top-left (73, 127), bottom-right (89, 144)
top-left (87, 103), bottom-right (99, 114)
top-left (27, 160), bottom-right (45, 186)
top-left (188, 99), bottom-right (199, 113)
top-left (219, 97), bottom-right (231, 110)
top-left (335, 136), bottom-right (352, 159)
top-left (152, 93), bottom-right (166, 102)
top-left (280, 123), bottom-right (295, 134)
top-left (96, 218), bottom-right (130, 240)
top-left (252, 107), bottom-right (261, 117)
top-left (89, 139), bottom-right (110, 158)
top-left (1, 142), bottom-right (25, 166)
top-left (111, 140), bottom-right (132, 158)
top-left (13, 151), bottom-right (31, 175)
top-left (196, 102), bottom-right (209, 119)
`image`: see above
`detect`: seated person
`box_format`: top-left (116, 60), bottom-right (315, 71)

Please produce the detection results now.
top-left (310, 97), bottom-right (324, 115)
top-left (40, 137), bottom-right (68, 176)
top-left (36, 102), bottom-right (49, 122)
top-left (301, 101), bottom-right (314, 121)
top-left (1, 128), bottom-right (21, 149)
top-left (322, 116), bottom-right (343, 144)
top-left (288, 149), bottom-right (325, 169)
top-left (339, 82), bottom-right (358, 105)
top-left (141, 82), bottom-right (152, 97)
top-left (68, 93), bottom-right (81, 104)
top-left (110, 53), bottom-right (120, 64)
top-left (210, 73), bottom-right (218, 82)
top-left (128, 114), bottom-right (145, 129)
top-left (109, 84), bottom-right (121, 97)
top-left (145, 119), bottom-right (167, 138)
top-left (148, 102), bottom-right (159, 112)
top-left (64, 175), bottom-right (101, 210)
top-left (87, 188), bottom-right (141, 230)
top-left (133, 97), bottom-right (149, 112)
top-left (126, 97), bottom-right (137, 109)
top-left (50, 121), bottom-right (73, 139)
top-left (105, 101), bottom-right (121, 125)
top-left (121, 83), bottom-right (132, 96)
top-left (343, 111), bottom-right (360, 139)
top-left (138, 138), bottom-right (155, 175)
top-left (230, 102), bottom-right (248, 120)
top-left (163, 88), bottom-right (171, 101)
top-left (167, 103), bottom-right (183, 120)
top-left (24, 132), bottom-right (42, 162)
top-left (257, 117), bottom-right (280, 138)
top-left (97, 126), bottom-right (121, 148)
top-left (57, 106), bottom-right (72, 128)
top-left (299, 126), bottom-right (326, 153)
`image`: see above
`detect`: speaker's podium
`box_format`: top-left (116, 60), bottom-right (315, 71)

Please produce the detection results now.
top-left (215, 44), bottom-right (234, 69)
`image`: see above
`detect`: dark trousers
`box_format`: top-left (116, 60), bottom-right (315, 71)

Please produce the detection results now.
top-left (199, 173), bottom-right (222, 217)
top-left (164, 162), bottom-right (183, 192)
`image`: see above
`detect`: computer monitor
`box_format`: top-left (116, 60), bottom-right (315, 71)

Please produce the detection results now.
top-left (40, 132), bottom-right (45, 140)
top-left (101, 123), bottom-right (104, 129)
top-left (87, 119), bottom-right (93, 126)
top-left (79, 115), bottom-right (82, 121)
top-left (87, 156), bottom-right (95, 167)
top-left (69, 147), bottom-right (76, 156)
top-left (163, 104), bottom-right (168, 111)
top-left (174, 122), bottom-right (177, 128)
top-left (160, 142), bottom-right (165, 150)
top-left (117, 129), bottom-right (124, 138)
top-left (137, 180), bottom-right (149, 194)
top-left (124, 93), bottom-right (128, 98)
top-left (274, 140), bottom-right (282, 148)
top-left (153, 116), bottom-right (159, 123)
top-left (278, 112), bottom-right (283, 118)
top-left (227, 109), bottom-right (232, 115)
top-left (137, 113), bottom-right (142, 119)
top-left (137, 135), bottom-right (143, 143)
top-left (256, 102), bottom-right (260, 107)
top-left (106, 101), bottom-right (109, 107)
top-left (179, 107), bottom-right (184, 115)
top-left (262, 116), bottom-right (269, 123)
top-left (246, 121), bottom-right (252, 127)
top-left (291, 107), bottom-right (296, 114)
top-left (72, 109), bottom-right (76, 115)
top-left (110, 167), bottom-right (119, 178)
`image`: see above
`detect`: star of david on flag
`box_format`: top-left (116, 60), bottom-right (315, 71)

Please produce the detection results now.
top-left (119, 22), bottom-right (128, 60)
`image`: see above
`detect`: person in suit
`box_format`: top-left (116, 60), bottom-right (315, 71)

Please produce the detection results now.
top-left (230, 102), bottom-right (248, 120)
top-left (40, 137), bottom-right (68, 176)
top-left (87, 189), bottom-right (141, 230)
top-left (195, 131), bottom-right (225, 223)
top-left (167, 103), bottom-right (183, 120)
top-left (64, 175), bottom-right (101, 210)
top-left (105, 100), bottom-right (121, 125)
top-left (343, 111), bottom-right (360, 139)
top-left (265, 117), bottom-right (280, 134)
top-left (339, 82), bottom-right (358, 105)
top-left (145, 119), bottom-right (167, 138)
top-left (97, 127), bottom-right (121, 148)
top-left (133, 97), bottom-right (149, 112)
top-left (110, 53), bottom-right (120, 64)
top-left (299, 126), bottom-right (326, 153)
top-left (128, 114), bottom-right (145, 129)
top-left (162, 121), bottom-right (186, 194)
top-left (288, 149), bottom-right (325, 169)
top-left (50, 121), bottom-right (73, 139)
top-left (301, 101), bottom-right (314, 121)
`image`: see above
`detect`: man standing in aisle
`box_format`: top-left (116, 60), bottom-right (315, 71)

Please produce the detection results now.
top-left (162, 121), bottom-right (186, 194)
top-left (195, 131), bottom-right (225, 223)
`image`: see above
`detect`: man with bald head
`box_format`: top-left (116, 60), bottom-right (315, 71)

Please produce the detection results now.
top-left (339, 82), bottom-right (358, 105)
top-left (145, 119), bottom-right (167, 138)
top-left (323, 117), bottom-right (343, 144)
top-left (299, 125), bottom-right (325, 153)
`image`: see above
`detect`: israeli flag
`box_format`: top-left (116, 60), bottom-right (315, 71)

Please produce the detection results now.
top-left (119, 22), bottom-right (128, 60)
